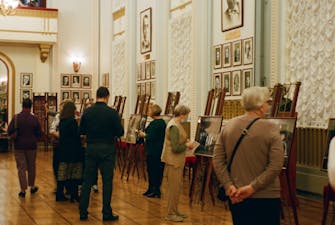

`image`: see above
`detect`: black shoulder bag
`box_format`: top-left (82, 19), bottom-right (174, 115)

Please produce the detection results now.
top-left (217, 117), bottom-right (260, 201)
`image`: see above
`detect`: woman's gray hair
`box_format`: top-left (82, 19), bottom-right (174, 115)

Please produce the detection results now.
top-left (241, 86), bottom-right (271, 111)
top-left (173, 105), bottom-right (191, 117)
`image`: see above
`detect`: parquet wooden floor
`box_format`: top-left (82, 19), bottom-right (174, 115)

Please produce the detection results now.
top-left (0, 149), bottom-right (333, 225)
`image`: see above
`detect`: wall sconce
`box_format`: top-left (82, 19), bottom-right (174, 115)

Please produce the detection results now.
top-left (73, 59), bottom-right (82, 73)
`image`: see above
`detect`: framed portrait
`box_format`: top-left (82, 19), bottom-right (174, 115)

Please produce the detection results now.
top-left (72, 91), bottom-right (81, 104)
top-left (232, 40), bottom-right (242, 66)
top-left (164, 92), bottom-right (181, 115)
top-left (137, 64), bottom-right (141, 81)
top-left (221, 0), bottom-right (244, 32)
top-left (125, 114), bottom-right (147, 144)
top-left (20, 89), bottom-right (32, 102)
top-left (61, 74), bottom-right (71, 88)
top-left (82, 90), bottom-right (91, 100)
top-left (140, 7), bottom-right (152, 54)
top-left (82, 74), bottom-right (92, 89)
top-left (20, 73), bottom-right (32, 88)
top-left (140, 83), bottom-right (145, 95)
top-left (71, 75), bottom-right (81, 88)
top-left (243, 68), bottom-right (253, 89)
top-left (61, 90), bottom-right (70, 101)
top-left (223, 72), bottom-right (231, 96)
top-left (141, 62), bottom-right (146, 80)
top-left (151, 61), bottom-right (156, 79)
top-left (222, 43), bottom-right (231, 68)
top-left (266, 118), bottom-right (297, 169)
top-left (145, 61), bottom-right (151, 80)
top-left (102, 73), bottom-right (109, 88)
top-left (243, 37), bottom-right (253, 65)
top-left (194, 116), bottom-right (223, 157)
top-left (213, 73), bottom-right (222, 90)
top-left (151, 81), bottom-right (156, 99)
top-left (145, 82), bottom-right (151, 95)
top-left (213, 45), bottom-right (222, 69)
top-left (232, 70), bottom-right (241, 96)
top-left (137, 84), bottom-right (141, 96)
top-left (322, 119), bottom-right (335, 171)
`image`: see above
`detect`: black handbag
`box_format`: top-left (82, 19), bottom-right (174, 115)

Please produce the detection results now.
top-left (217, 117), bottom-right (260, 201)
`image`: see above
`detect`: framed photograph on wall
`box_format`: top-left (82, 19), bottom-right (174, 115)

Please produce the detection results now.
top-left (213, 73), bottom-right (222, 90)
top-left (20, 73), bottom-right (32, 88)
top-left (137, 64), bottom-right (141, 81)
top-left (102, 73), bottom-right (109, 88)
top-left (140, 83), bottom-right (145, 95)
top-left (232, 70), bottom-right (241, 96)
top-left (145, 61), bottom-right (151, 80)
top-left (82, 90), bottom-right (91, 100)
top-left (151, 60), bottom-right (156, 79)
top-left (221, 0), bottom-right (244, 32)
top-left (213, 45), bottom-right (222, 69)
top-left (61, 90), bottom-right (70, 101)
top-left (137, 84), bottom-right (141, 96)
top-left (145, 82), bottom-right (151, 95)
top-left (222, 43), bottom-right (231, 68)
top-left (243, 68), bottom-right (253, 89)
top-left (223, 72), bottom-right (231, 96)
top-left (232, 40), bottom-right (242, 66)
top-left (141, 62), bottom-right (146, 80)
top-left (71, 75), bottom-right (81, 88)
top-left (140, 7), bottom-right (152, 54)
top-left (72, 91), bottom-right (81, 104)
top-left (243, 37), bottom-right (253, 65)
top-left (82, 74), bottom-right (92, 89)
top-left (20, 89), bottom-right (32, 102)
top-left (151, 81), bottom-right (156, 99)
top-left (61, 74), bottom-right (71, 88)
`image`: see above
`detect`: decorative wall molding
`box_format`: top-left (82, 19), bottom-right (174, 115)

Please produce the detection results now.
top-left (270, 0), bottom-right (279, 86)
top-left (286, 0), bottom-right (335, 128)
top-left (112, 38), bottom-right (127, 98)
top-left (168, 13), bottom-right (193, 109)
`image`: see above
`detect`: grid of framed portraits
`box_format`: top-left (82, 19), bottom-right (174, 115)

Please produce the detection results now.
top-left (212, 68), bottom-right (252, 96)
top-left (136, 81), bottom-right (155, 100)
top-left (322, 118), bottom-right (335, 171)
top-left (20, 73), bottom-right (33, 102)
top-left (60, 73), bottom-right (92, 104)
top-left (266, 117), bottom-right (297, 169)
top-left (137, 60), bottom-right (156, 81)
top-left (194, 116), bottom-right (223, 157)
top-left (213, 37), bottom-right (253, 69)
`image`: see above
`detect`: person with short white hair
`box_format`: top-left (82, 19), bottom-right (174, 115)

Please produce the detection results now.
top-left (328, 137), bottom-right (335, 189)
top-left (213, 86), bottom-right (284, 225)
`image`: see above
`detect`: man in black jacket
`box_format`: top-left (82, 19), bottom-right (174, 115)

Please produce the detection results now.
top-left (79, 87), bottom-right (124, 221)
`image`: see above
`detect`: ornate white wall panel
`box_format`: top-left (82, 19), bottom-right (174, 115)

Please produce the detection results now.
top-left (286, 0), bottom-right (335, 128)
top-left (112, 38), bottom-right (127, 97)
top-left (168, 14), bottom-right (193, 108)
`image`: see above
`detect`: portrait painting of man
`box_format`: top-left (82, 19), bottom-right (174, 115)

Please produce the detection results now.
top-left (140, 8), bottom-right (152, 54)
top-left (232, 70), bottom-right (241, 96)
top-left (243, 69), bottom-right (253, 89)
top-left (223, 72), bottom-right (231, 96)
top-left (61, 91), bottom-right (70, 101)
top-left (223, 43), bottom-right (231, 67)
top-left (72, 75), bottom-right (81, 88)
top-left (61, 74), bottom-right (70, 88)
top-left (243, 37), bottom-right (253, 65)
top-left (232, 40), bottom-right (242, 66)
top-left (21, 73), bottom-right (32, 88)
top-left (221, 0), bottom-right (243, 32)
top-left (214, 45), bottom-right (222, 69)
top-left (82, 75), bottom-right (92, 88)
top-left (21, 89), bottom-right (31, 102)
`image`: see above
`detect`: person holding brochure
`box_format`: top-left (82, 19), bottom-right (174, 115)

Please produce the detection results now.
top-left (138, 104), bottom-right (166, 198)
top-left (161, 105), bottom-right (195, 222)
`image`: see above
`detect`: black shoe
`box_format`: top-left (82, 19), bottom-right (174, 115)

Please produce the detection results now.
top-left (103, 214), bottom-right (119, 221)
top-left (70, 195), bottom-right (80, 203)
top-left (56, 195), bottom-right (69, 202)
top-left (30, 186), bottom-right (39, 194)
top-left (143, 189), bottom-right (151, 196)
top-left (80, 215), bottom-right (88, 221)
top-left (146, 192), bottom-right (161, 198)
top-left (18, 191), bottom-right (26, 198)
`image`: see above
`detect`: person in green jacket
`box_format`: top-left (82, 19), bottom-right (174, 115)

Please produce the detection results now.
top-left (139, 104), bottom-right (166, 198)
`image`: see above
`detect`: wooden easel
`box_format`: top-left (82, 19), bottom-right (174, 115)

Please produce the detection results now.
top-left (270, 82), bottom-right (301, 225)
top-left (189, 88), bottom-right (225, 210)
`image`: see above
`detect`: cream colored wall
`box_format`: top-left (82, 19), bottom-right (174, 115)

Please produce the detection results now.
top-left (0, 44), bottom-right (51, 118)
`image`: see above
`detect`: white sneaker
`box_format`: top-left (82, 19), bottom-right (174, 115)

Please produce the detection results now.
top-left (92, 185), bottom-right (98, 193)
top-left (165, 214), bottom-right (184, 222)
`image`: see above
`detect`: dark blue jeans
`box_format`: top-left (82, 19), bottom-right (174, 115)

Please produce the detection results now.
top-left (79, 143), bottom-right (116, 217)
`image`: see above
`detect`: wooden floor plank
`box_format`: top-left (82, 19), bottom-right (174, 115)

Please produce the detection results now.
top-left (0, 149), bottom-right (333, 224)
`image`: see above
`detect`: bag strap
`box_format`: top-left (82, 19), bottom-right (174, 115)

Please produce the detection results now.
top-left (227, 117), bottom-right (260, 172)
